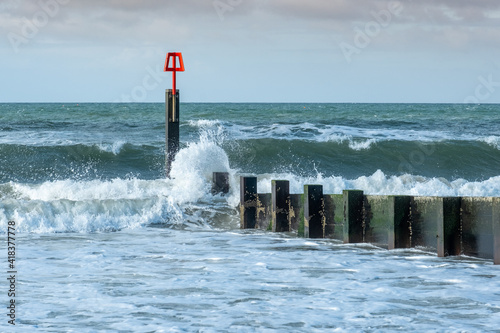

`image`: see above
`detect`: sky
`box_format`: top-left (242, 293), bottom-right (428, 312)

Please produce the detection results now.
top-left (1, 0), bottom-right (500, 103)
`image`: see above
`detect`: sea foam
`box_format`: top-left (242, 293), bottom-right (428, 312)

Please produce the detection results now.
top-left (0, 125), bottom-right (237, 233)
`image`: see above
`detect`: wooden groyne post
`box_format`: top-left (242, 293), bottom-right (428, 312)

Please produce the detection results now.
top-left (240, 176), bottom-right (257, 229)
top-left (164, 52), bottom-right (185, 177)
top-left (494, 198), bottom-right (500, 265)
top-left (304, 185), bottom-right (325, 238)
top-left (363, 195), bottom-right (412, 249)
top-left (343, 190), bottom-right (364, 243)
top-left (239, 177), bottom-right (500, 264)
top-left (212, 172), bottom-right (230, 195)
top-left (272, 180), bottom-right (291, 232)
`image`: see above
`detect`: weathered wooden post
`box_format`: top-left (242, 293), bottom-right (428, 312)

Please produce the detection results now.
top-left (411, 197), bottom-right (462, 257)
top-left (343, 190), bottom-right (364, 243)
top-left (323, 194), bottom-right (344, 239)
top-left (439, 197), bottom-right (462, 257)
top-left (272, 180), bottom-right (290, 232)
top-left (493, 197), bottom-right (500, 265)
top-left (304, 185), bottom-right (325, 238)
top-left (460, 197), bottom-right (493, 259)
top-left (257, 193), bottom-right (272, 230)
top-left (164, 52), bottom-right (185, 177)
top-left (389, 196), bottom-right (412, 249)
top-left (240, 176), bottom-right (257, 229)
top-left (212, 172), bottom-right (230, 195)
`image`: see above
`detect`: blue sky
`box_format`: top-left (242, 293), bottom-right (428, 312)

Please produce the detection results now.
top-left (1, 0), bottom-right (500, 103)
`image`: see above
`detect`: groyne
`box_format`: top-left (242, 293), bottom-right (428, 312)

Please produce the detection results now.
top-left (237, 176), bottom-right (500, 265)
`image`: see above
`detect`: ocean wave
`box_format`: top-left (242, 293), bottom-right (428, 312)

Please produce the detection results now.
top-left (212, 122), bottom-right (498, 153)
top-left (348, 139), bottom-right (377, 151)
top-left (0, 142), bottom-right (163, 183)
top-left (2, 169), bottom-right (500, 234)
top-left (186, 119), bottom-right (226, 146)
top-left (0, 196), bottom-right (185, 233)
top-left (481, 136), bottom-right (500, 150)
top-left (187, 119), bottom-right (223, 128)
top-left (0, 176), bottom-right (233, 234)
top-left (225, 137), bottom-right (500, 180)
top-left (1, 178), bottom-right (185, 233)
top-left (0, 140), bottom-right (144, 155)
top-left (224, 123), bottom-right (454, 142)
top-left (255, 170), bottom-right (500, 197)
top-left (96, 141), bottom-right (128, 155)
top-left (2, 108), bottom-right (500, 233)
top-left (3, 119), bottom-right (498, 154)
top-left (0, 127), bottom-right (238, 233)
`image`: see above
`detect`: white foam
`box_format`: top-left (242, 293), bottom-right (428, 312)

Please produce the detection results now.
top-left (219, 122), bottom-right (498, 153)
top-left (3, 119), bottom-right (499, 155)
top-left (348, 139), bottom-right (377, 150)
top-left (0, 122), bottom-right (240, 233)
top-left (15, 226), bottom-right (500, 332)
top-left (0, 130), bottom-right (76, 146)
top-left (4, 166), bottom-right (500, 234)
top-left (0, 193), bottom-right (186, 233)
top-left (187, 119), bottom-right (222, 128)
top-left (481, 135), bottom-right (500, 150)
top-left (97, 140), bottom-right (127, 155)
top-left (349, 171), bottom-right (500, 197)
top-left (0, 129), bottom-right (135, 155)
top-left (253, 169), bottom-right (500, 197)
top-left (227, 123), bottom-right (451, 142)
top-left (170, 139), bottom-right (232, 204)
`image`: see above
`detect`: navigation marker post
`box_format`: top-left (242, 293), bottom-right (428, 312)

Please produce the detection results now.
top-left (164, 52), bottom-right (185, 177)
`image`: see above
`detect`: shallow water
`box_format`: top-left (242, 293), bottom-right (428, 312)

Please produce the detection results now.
top-left (11, 228), bottom-right (500, 332)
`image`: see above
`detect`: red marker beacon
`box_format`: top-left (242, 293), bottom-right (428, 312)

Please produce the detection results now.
top-left (163, 52), bottom-right (185, 178)
top-left (164, 52), bottom-right (185, 94)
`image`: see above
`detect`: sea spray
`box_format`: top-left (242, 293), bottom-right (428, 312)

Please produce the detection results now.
top-left (253, 170), bottom-right (500, 198)
top-left (170, 117), bottom-right (234, 204)
top-left (0, 179), bottom-right (183, 233)
top-left (0, 121), bottom-right (239, 233)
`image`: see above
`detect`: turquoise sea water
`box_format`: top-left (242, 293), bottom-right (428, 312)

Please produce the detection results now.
top-left (1, 103), bottom-right (500, 183)
top-left (1, 103), bottom-right (500, 331)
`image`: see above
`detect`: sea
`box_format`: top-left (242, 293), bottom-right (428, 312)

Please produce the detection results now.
top-left (1, 103), bottom-right (500, 332)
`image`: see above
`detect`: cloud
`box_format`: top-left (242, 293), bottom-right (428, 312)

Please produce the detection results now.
top-left (254, 0), bottom-right (500, 24)
top-left (5, 0), bottom-right (500, 25)
top-left (2, 0), bottom-right (499, 56)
